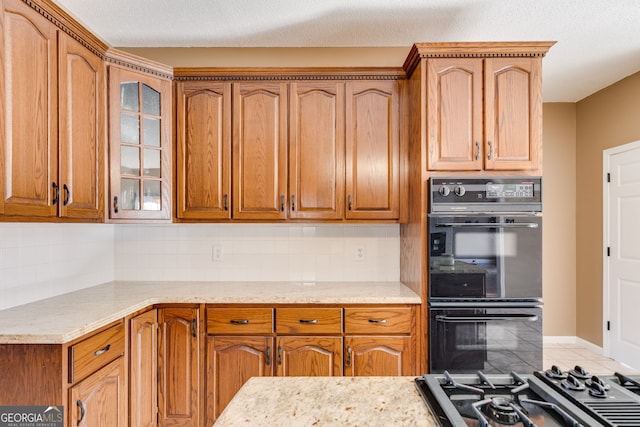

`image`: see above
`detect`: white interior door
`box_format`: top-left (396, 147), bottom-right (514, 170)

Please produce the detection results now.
top-left (604, 141), bottom-right (640, 369)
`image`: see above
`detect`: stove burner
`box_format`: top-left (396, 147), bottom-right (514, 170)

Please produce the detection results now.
top-left (483, 397), bottom-right (522, 424)
top-left (561, 374), bottom-right (586, 391)
top-left (568, 365), bottom-right (590, 379)
top-left (546, 365), bottom-right (568, 380)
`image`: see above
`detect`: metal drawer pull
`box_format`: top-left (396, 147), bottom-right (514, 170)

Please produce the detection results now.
top-left (368, 319), bottom-right (388, 324)
top-left (230, 319), bottom-right (249, 325)
top-left (93, 344), bottom-right (111, 356)
top-left (436, 223), bottom-right (538, 229)
top-left (435, 314), bottom-right (539, 323)
top-left (299, 319), bottom-right (318, 324)
top-left (76, 399), bottom-right (86, 426)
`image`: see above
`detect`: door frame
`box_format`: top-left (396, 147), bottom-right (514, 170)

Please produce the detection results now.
top-left (602, 139), bottom-right (640, 358)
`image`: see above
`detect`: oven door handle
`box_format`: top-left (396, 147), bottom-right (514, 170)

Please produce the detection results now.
top-left (435, 223), bottom-right (539, 228)
top-left (435, 314), bottom-right (539, 323)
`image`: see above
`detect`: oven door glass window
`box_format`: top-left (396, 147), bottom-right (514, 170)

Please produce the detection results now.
top-left (429, 307), bottom-right (542, 374)
top-left (428, 215), bottom-right (542, 301)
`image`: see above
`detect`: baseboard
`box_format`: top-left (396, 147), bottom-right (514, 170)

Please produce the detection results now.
top-left (543, 336), bottom-right (605, 356)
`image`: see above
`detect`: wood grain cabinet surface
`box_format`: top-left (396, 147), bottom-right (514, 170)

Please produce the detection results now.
top-left (129, 309), bottom-right (158, 427)
top-left (0, 0), bottom-right (104, 220)
top-left (425, 55), bottom-right (544, 172)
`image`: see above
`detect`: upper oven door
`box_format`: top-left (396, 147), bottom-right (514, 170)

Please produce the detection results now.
top-left (428, 214), bottom-right (542, 302)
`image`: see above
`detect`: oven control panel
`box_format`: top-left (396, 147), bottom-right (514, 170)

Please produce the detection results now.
top-left (430, 177), bottom-right (542, 213)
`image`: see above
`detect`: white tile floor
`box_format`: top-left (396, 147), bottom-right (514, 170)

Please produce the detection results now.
top-left (544, 342), bottom-right (640, 375)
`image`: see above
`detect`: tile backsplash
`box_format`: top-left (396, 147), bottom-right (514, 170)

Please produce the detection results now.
top-left (114, 223), bottom-right (400, 282)
top-left (0, 223), bottom-right (115, 310)
top-left (0, 222), bottom-right (400, 310)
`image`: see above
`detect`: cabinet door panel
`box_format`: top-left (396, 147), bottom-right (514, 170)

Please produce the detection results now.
top-left (130, 310), bottom-right (158, 427)
top-left (0, 0), bottom-right (58, 217)
top-left (344, 336), bottom-right (413, 376)
top-left (109, 67), bottom-right (171, 220)
top-left (276, 336), bottom-right (342, 376)
top-left (484, 57), bottom-right (542, 170)
top-left (158, 308), bottom-right (200, 427)
top-left (345, 81), bottom-right (400, 219)
top-left (58, 32), bottom-right (105, 219)
top-left (233, 82), bottom-right (288, 219)
top-left (176, 82), bottom-right (231, 219)
top-left (426, 58), bottom-right (483, 171)
top-left (289, 82), bottom-right (345, 220)
top-left (207, 336), bottom-right (273, 424)
top-left (70, 357), bottom-right (126, 427)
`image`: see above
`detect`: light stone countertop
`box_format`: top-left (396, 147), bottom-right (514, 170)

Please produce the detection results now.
top-left (0, 281), bottom-right (421, 344)
top-left (214, 376), bottom-right (438, 427)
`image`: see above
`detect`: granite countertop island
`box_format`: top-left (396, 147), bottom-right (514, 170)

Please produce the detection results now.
top-left (214, 376), bottom-right (438, 426)
top-left (0, 280), bottom-right (421, 344)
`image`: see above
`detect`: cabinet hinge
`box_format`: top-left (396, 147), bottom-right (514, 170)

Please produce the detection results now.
top-left (607, 321), bottom-right (611, 331)
top-left (607, 172), bottom-right (611, 183)
top-left (607, 247), bottom-right (611, 257)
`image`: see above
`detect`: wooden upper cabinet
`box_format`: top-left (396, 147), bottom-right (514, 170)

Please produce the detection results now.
top-left (345, 80), bottom-right (400, 219)
top-left (289, 82), bottom-right (345, 220)
top-left (108, 66), bottom-right (171, 221)
top-left (484, 57), bottom-right (542, 171)
top-left (0, 0), bottom-right (58, 217)
top-left (176, 81), bottom-right (231, 219)
top-left (233, 82), bottom-right (287, 220)
top-left (58, 33), bottom-right (105, 220)
top-left (426, 58), bottom-right (483, 171)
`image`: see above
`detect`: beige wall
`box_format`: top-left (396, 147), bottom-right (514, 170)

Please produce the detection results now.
top-left (575, 71), bottom-right (640, 345)
top-left (542, 103), bottom-right (577, 336)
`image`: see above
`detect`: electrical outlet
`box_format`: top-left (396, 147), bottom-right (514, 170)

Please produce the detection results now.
top-left (355, 246), bottom-right (365, 261)
top-left (212, 245), bottom-right (223, 262)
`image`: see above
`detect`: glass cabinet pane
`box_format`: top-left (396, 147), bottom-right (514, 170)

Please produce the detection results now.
top-left (121, 113), bottom-right (140, 144)
top-left (121, 146), bottom-right (140, 175)
top-left (121, 179), bottom-right (141, 210)
top-left (144, 148), bottom-right (160, 177)
top-left (142, 84), bottom-right (160, 115)
top-left (120, 82), bottom-right (139, 112)
top-left (143, 117), bottom-right (160, 147)
top-left (143, 180), bottom-right (161, 210)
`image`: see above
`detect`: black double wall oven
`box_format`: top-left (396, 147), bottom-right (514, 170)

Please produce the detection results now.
top-left (428, 177), bottom-right (543, 374)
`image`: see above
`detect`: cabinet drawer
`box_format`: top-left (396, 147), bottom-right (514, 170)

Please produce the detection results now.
top-left (207, 308), bottom-right (273, 334)
top-left (69, 322), bottom-right (125, 383)
top-left (344, 307), bottom-right (412, 334)
top-left (276, 308), bottom-right (342, 334)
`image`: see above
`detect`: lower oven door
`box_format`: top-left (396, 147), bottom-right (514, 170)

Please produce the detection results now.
top-left (429, 306), bottom-right (542, 374)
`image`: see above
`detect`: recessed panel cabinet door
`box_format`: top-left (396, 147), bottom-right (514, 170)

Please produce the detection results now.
top-left (70, 358), bottom-right (127, 427)
top-left (344, 336), bottom-right (413, 376)
top-left (0, 0), bottom-right (58, 217)
top-left (233, 82), bottom-right (287, 220)
top-left (484, 57), bottom-right (542, 170)
top-left (289, 82), bottom-right (345, 220)
top-left (207, 336), bottom-right (273, 424)
top-left (345, 80), bottom-right (400, 219)
top-left (130, 309), bottom-right (158, 427)
top-left (58, 33), bottom-right (105, 219)
top-left (426, 58), bottom-right (483, 171)
top-left (275, 336), bottom-right (342, 376)
top-left (176, 81), bottom-right (231, 219)
top-left (158, 308), bottom-right (200, 427)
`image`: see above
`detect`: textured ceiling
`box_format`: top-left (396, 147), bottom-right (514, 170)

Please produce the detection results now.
top-left (54, 0), bottom-right (640, 102)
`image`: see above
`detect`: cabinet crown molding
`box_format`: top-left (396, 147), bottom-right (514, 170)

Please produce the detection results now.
top-left (173, 67), bottom-right (406, 81)
top-left (403, 41), bottom-right (556, 77)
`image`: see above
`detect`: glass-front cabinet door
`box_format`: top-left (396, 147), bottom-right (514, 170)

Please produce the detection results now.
top-left (108, 66), bottom-right (171, 220)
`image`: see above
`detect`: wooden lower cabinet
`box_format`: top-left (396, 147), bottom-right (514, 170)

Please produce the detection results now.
top-left (158, 307), bottom-right (201, 427)
top-left (275, 336), bottom-right (343, 376)
top-left (206, 336), bottom-right (273, 424)
top-left (130, 309), bottom-right (158, 427)
top-left (70, 357), bottom-right (127, 427)
top-left (344, 336), bottom-right (413, 376)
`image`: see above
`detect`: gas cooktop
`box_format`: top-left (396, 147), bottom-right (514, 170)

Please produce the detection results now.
top-left (415, 366), bottom-right (640, 426)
